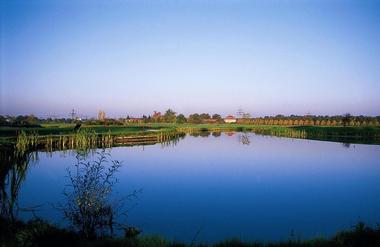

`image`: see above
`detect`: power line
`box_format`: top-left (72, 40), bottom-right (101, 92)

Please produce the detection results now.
top-left (70, 109), bottom-right (76, 120)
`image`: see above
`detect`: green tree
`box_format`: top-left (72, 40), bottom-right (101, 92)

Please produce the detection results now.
top-left (163, 109), bottom-right (176, 123)
top-left (342, 113), bottom-right (352, 127)
top-left (26, 114), bottom-right (39, 125)
top-left (200, 113), bottom-right (211, 120)
top-left (212, 114), bottom-right (223, 123)
top-left (176, 114), bottom-right (187, 124)
top-left (0, 115), bottom-right (7, 126)
top-left (188, 113), bottom-right (201, 124)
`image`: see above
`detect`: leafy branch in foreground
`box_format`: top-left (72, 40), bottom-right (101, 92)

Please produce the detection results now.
top-left (60, 150), bottom-right (124, 239)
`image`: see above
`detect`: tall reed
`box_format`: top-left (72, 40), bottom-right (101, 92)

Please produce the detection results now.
top-left (15, 131), bottom-right (38, 153)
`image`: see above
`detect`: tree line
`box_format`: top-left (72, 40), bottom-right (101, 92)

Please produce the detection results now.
top-left (135, 109), bottom-right (225, 124)
top-left (1, 112), bottom-right (380, 127)
top-left (237, 114), bottom-right (380, 127)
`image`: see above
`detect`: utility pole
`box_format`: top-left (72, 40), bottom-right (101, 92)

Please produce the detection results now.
top-left (237, 108), bottom-right (244, 118)
top-left (70, 109), bottom-right (76, 120)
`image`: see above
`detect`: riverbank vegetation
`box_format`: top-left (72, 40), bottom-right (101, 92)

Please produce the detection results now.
top-left (0, 113), bottom-right (380, 127)
top-left (1, 123), bottom-right (380, 148)
top-left (1, 112), bottom-right (380, 128)
top-left (1, 111), bottom-right (380, 147)
top-left (1, 217), bottom-right (379, 247)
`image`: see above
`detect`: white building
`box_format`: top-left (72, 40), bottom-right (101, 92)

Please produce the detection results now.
top-left (224, 115), bottom-right (237, 123)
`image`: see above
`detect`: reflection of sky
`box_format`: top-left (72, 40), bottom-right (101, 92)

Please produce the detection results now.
top-left (19, 134), bottom-right (380, 243)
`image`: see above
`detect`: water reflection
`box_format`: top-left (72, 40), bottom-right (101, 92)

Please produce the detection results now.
top-left (0, 147), bottom-right (37, 221)
top-left (189, 132), bottom-right (211, 138)
top-left (0, 133), bottom-right (182, 223)
top-left (58, 150), bottom-right (124, 239)
top-left (342, 143), bottom-right (351, 148)
top-left (4, 133), bottom-right (380, 243)
top-left (238, 133), bottom-right (251, 145)
top-left (160, 135), bottom-right (185, 148)
top-left (212, 132), bottom-right (221, 137)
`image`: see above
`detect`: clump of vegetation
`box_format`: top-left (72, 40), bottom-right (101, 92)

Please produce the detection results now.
top-left (0, 217), bottom-right (79, 247)
top-left (72, 128), bottom-right (98, 150)
top-left (60, 150), bottom-right (123, 239)
top-left (176, 114), bottom-right (187, 124)
top-left (100, 130), bottom-right (113, 148)
top-left (0, 115), bottom-right (41, 127)
top-left (0, 219), bottom-right (380, 247)
top-left (15, 131), bottom-right (38, 152)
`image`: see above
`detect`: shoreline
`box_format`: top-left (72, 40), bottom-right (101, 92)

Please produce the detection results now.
top-left (1, 124), bottom-right (380, 148)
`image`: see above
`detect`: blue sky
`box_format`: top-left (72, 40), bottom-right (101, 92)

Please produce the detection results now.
top-left (1, 0), bottom-right (380, 118)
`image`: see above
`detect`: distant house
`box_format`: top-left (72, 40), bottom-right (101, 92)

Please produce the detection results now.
top-left (224, 115), bottom-right (237, 123)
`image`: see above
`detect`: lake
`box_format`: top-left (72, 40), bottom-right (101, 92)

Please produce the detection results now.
top-left (13, 133), bottom-right (380, 243)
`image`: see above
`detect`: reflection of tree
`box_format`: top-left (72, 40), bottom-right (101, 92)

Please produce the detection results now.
top-left (160, 135), bottom-right (185, 148)
top-left (199, 131), bottom-right (211, 137)
top-left (238, 133), bottom-right (251, 145)
top-left (189, 131), bottom-right (211, 137)
top-left (212, 131), bottom-right (221, 137)
top-left (0, 146), bottom-right (36, 221)
top-left (189, 132), bottom-right (200, 137)
top-left (342, 142), bottom-right (351, 148)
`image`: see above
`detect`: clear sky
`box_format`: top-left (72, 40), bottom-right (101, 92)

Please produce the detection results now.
top-left (1, 0), bottom-right (380, 118)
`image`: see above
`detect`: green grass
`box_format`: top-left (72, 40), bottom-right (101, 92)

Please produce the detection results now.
top-left (0, 125), bottom-right (169, 138)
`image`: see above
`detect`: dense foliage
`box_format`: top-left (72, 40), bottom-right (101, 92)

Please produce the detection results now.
top-left (1, 217), bottom-right (380, 247)
top-left (1, 112), bottom-right (379, 126)
top-left (237, 114), bottom-right (380, 127)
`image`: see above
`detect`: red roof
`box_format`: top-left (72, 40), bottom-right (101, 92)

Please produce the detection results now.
top-left (225, 115), bottom-right (236, 119)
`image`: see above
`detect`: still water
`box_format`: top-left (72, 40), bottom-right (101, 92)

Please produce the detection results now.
top-left (17, 133), bottom-right (380, 243)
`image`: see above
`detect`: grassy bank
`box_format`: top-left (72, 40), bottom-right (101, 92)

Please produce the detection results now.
top-left (0, 124), bottom-right (177, 147)
top-left (1, 123), bottom-right (380, 147)
top-left (1, 217), bottom-right (379, 247)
